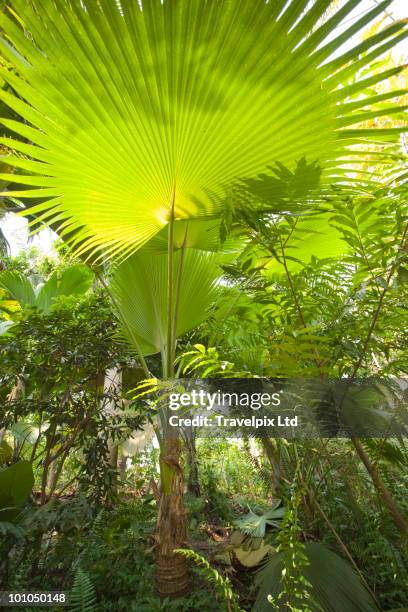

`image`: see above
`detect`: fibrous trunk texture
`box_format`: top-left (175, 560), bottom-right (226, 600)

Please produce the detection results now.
top-left (155, 434), bottom-right (189, 598)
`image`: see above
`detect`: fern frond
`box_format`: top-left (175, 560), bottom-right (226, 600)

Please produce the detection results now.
top-left (70, 567), bottom-right (96, 612)
top-left (175, 548), bottom-right (243, 612)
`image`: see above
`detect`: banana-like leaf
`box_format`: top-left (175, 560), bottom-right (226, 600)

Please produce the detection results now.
top-left (36, 264), bottom-right (94, 313)
top-left (34, 274), bottom-right (58, 313)
top-left (110, 248), bottom-right (223, 356)
top-left (0, 270), bottom-right (35, 307)
top-left (57, 263), bottom-right (94, 296)
top-left (254, 542), bottom-right (379, 612)
top-left (0, 0), bottom-right (406, 260)
top-left (0, 265), bottom-right (93, 314)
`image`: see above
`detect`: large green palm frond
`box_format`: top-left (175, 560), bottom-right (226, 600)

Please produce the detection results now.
top-left (110, 247), bottom-right (223, 357)
top-left (0, 0), bottom-right (406, 260)
top-left (254, 542), bottom-right (379, 612)
top-left (142, 218), bottom-right (242, 254)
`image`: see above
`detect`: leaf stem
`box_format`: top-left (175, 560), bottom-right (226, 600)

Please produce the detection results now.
top-left (171, 223), bottom-right (188, 376)
top-left (165, 193), bottom-right (176, 379)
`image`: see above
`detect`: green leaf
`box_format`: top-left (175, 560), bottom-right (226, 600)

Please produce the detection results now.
top-left (0, 265), bottom-right (93, 314)
top-left (70, 567), bottom-right (96, 612)
top-left (0, 270), bottom-right (35, 307)
top-left (234, 502), bottom-right (284, 538)
top-left (35, 264), bottom-right (94, 313)
top-left (254, 542), bottom-right (379, 612)
top-left (110, 248), bottom-right (223, 356)
top-left (35, 273), bottom-right (58, 314)
top-left (0, 319), bottom-right (14, 335)
top-left (266, 214), bottom-right (347, 274)
top-left (0, 440), bottom-right (12, 465)
top-left (56, 264), bottom-right (94, 297)
top-left (0, 461), bottom-right (34, 522)
top-left (0, 0), bottom-right (405, 260)
top-left (9, 421), bottom-right (40, 445)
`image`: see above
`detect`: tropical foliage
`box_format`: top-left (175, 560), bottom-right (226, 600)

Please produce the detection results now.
top-left (0, 0), bottom-right (407, 610)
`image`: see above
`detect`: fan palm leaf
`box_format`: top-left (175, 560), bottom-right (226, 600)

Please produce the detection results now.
top-left (234, 502), bottom-right (285, 538)
top-left (110, 247), bottom-right (224, 357)
top-left (254, 542), bottom-right (379, 612)
top-left (0, 0), bottom-right (406, 260)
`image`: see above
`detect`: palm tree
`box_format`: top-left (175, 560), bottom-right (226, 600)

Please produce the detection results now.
top-left (0, 0), bottom-right (407, 597)
top-left (109, 227), bottom-right (227, 596)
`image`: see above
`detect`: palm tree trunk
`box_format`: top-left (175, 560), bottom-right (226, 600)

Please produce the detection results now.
top-left (154, 202), bottom-right (190, 598)
top-left (155, 433), bottom-right (189, 598)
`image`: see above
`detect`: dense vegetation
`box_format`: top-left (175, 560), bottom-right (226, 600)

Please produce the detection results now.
top-left (0, 0), bottom-right (407, 610)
